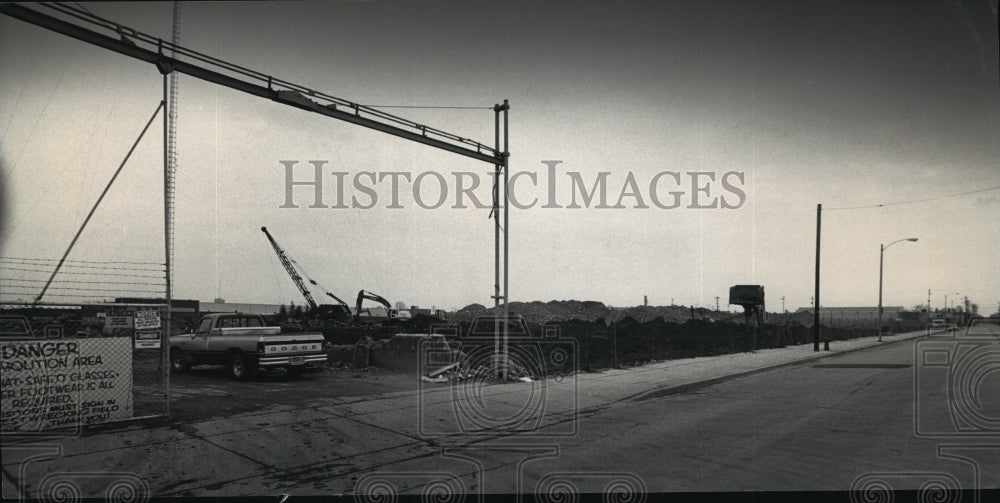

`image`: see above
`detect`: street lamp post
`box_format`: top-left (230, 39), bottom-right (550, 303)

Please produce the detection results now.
top-left (878, 237), bottom-right (918, 342)
top-left (945, 292), bottom-right (959, 313)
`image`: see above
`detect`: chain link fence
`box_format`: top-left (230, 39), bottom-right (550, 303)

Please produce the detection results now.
top-left (1, 303), bottom-right (169, 434)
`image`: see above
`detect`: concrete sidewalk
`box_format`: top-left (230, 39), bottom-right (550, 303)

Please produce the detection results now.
top-left (1, 330), bottom-right (929, 499)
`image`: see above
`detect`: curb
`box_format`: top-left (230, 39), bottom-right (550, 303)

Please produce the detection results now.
top-left (626, 332), bottom-right (926, 402)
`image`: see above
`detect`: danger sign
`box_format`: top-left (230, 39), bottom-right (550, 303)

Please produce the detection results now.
top-left (133, 331), bottom-right (160, 349)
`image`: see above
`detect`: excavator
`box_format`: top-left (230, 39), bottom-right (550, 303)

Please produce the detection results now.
top-left (355, 290), bottom-right (410, 323)
top-left (261, 226), bottom-right (352, 321)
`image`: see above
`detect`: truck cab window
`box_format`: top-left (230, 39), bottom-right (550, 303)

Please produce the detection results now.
top-left (195, 319), bottom-right (212, 335)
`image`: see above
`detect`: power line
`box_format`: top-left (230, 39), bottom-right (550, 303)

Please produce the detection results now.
top-left (827, 185), bottom-right (1000, 210)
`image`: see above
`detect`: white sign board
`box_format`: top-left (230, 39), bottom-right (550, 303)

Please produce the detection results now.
top-left (134, 330), bottom-right (161, 349)
top-left (134, 310), bottom-right (161, 330)
top-left (1, 338), bottom-right (133, 432)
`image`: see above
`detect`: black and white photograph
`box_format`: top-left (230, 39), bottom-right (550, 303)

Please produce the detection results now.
top-left (1, 1), bottom-right (998, 500)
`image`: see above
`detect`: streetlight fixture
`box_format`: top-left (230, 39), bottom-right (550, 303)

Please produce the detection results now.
top-left (878, 237), bottom-right (918, 341)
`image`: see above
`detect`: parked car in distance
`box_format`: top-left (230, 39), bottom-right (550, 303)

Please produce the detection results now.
top-left (0, 315), bottom-right (36, 339)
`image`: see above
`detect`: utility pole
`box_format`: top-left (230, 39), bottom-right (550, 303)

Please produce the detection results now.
top-left (781, 295), bottom-right (786, 313)
top-left (715, 296), bottom-right (720, 312)
top-left (927, 289), bottom-right (931, 313)
top-left (612, 321), bottom-right (618, 368)
top-left (814, 203), bottom-right (822, 352)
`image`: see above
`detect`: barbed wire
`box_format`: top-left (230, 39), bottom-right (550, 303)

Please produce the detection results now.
top-left (1, 277), bottom-right (166, 287)
top-left (0, 292), bottom-right (127, 299)
top-left (1, 256), bottom-right (164, 267)
top-left (1, 286), bottom-right (163, 294)
top-left (1, 258), bottom-right (164, 272)
top-left (0, 266), bottom-right (165, 279)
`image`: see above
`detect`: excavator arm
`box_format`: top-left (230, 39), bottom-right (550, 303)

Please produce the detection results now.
top-left (355, 290), bottom-right (392, 322)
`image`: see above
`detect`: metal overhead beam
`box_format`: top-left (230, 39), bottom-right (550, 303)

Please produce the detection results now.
top-left (0, 3), bottom-right (501, 166)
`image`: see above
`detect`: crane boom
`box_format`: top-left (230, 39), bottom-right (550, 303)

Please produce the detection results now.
top-left (261, 226), bottom-right (317, 311)
top-left (323, 292), bottom-right (352, 314)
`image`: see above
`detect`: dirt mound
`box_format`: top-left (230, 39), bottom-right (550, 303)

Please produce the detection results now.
top-left (452, 300), bottom-right (613, 323)
top-left (452, 300), bottom-right (743, 325)
top-left (765, 310), bottom-right (815, 326)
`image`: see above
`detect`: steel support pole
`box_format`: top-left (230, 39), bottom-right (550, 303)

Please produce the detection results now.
top-left (0, 4), bottom-right (500, 166)
top-left (31, 102), bottom-right (162, 305)
top-left (493, 105), bottom-right (501, 380)
top-left (502, 99), bottom-right (509, 382)
top-left (162, 73), bottom-right (172, 417)
top-left (814, 203), bottom-right (821, 352)
top-left (878, 243), bottom-right (884, 342)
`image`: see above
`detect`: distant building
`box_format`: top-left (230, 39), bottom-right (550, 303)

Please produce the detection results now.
top-left (200, 301), bottom-right (283, 316)
top-left (113, 297), bottom-right (199, 314)
top-left (795, 306), bottom-right (904, 326)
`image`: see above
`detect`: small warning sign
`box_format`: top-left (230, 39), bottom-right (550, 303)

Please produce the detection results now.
top-left (134, 331), bottom-right (161, 349)
top-left (134, 310), bottom-right (161, 330)
top-left (107, 316), bottom-right (132, 329)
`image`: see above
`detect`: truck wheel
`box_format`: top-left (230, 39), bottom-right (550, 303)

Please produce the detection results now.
top-left (230, 353), bottom-right (254, 380)
top-left (170, 348), bottom-right (190, 372)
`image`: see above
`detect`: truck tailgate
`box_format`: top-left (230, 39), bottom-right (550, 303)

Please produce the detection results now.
top-left (258, 334), bottom-right (326, 366)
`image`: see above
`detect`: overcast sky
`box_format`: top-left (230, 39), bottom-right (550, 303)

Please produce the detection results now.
top-left (1, 1), bottom-right (997, 313)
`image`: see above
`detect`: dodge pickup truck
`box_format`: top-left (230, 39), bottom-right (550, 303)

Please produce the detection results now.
top-left (169, 313), bottom-right (327, 380)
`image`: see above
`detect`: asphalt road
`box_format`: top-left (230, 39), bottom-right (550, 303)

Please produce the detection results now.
top-left (511, 339), bottom-right (999, 493)
top-left (333, 338), bottom-right (1000, 495)
top-left (7, 335), bottom-right (998, 498)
